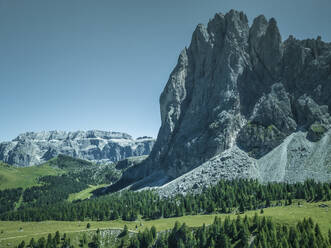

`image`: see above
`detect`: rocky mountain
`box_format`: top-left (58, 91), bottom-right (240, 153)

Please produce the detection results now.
top-left (110, 10), bottom-right (331, 194)
top-left (0, 130), bottom-right (155, 167)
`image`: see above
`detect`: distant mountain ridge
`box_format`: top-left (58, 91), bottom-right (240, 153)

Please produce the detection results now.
top-left (0, 130), bottom-right (155, 167)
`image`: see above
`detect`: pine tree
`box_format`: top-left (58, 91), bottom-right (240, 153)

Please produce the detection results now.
top-left (89, 234), bottom-right (101, 248)
top-left (281, 236), bottom-right (289, 248)
top-left (289, 226), bottom-right (298, 247)
top-left (265, 197), bottom-right (271, 207)
top-left (178, 239), bottom-right (185, 248)
top-left (83, 233), bottom-right (87, 245)
top-left (239, 201), bottom-right (245, 213)
top-left (29, 238), bottom-right (36, 248)
top-left (38, 237), bottom-right (46, 248)
top-left (260, 231), bottom-right (268, 248)
top-left (18, 240), bottom-right (25, 248)
top-left (111, 210), bottom-right (119, 220)
top-left (237, 224), bottom-right (250, 248)
top-left (229, 222), bottom-right (237, 240)
top-left (299, 230), bottom-right (309, 247)
top-left (308, 232), bottom-right (317, 248)
top-left (209, 238), bottom-right (216, 248)
top-left (55, 231), bottom-right (60, 245)
top-left (315, 223), bottom-right (323, 242)
top-left (151, 226), bottom-right (157, 239)
top-left (118, 239), bottom-right (125, 248)
top-left (219, 232), bottom-right (231, 248)
top-left (47, 233), bottom-right (52, 247)
top-left (223, 216), bottom-right (231, 235)
top-left (129, 236), bottom-right (140, 248)
top-left (199, 224), bottom-right (207, 248)
top-left (122, 224), bottom-right (129, 236)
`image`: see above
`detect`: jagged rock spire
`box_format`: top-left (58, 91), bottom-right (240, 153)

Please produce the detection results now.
top-left (111, 10), bottom-right (331, 192)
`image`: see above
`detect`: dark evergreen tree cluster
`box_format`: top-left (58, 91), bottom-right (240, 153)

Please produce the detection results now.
top-left (66, 167), bottom-right (120, 186)
top-left (0, 187), bottom-right (22, 212)
top-left (2, 179), bottom-right (331, 222)
top-left (125, 216), bottom-right (331, 248)
top-left (13, 217), bottom-right (331, 248)
top-left (0, 163), bottom-right (120, 216)
top-left (47, 154), bottom-right (120, 185)
top-left (20, 175), bottom-right (88, 208)
top-left (19, 231), bottom-right (73, 248)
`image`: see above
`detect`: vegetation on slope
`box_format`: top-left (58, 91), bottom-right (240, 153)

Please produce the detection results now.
top-left (43, 154), bottom-right (121, 185)
top-left (125, 215), bottom-right (331, 248)
top-left (67, 184), bottom-right (108, 202)
top-left (1, 157), bottom-right (331, 247)
top-left (0, 154), bottom-right (121, 190)
top-left (44, 155), bottom-right (95, 171)
top-left (0, 155), bottom-right (122, 216)
top-left (0, 162), bottom-right (61, 190)
top-left (2, 207), bottom-right (331, 248)
top-left (1, 179), bottom-right (331, 223)
top-left (1, 200), bottom-right (331, 247)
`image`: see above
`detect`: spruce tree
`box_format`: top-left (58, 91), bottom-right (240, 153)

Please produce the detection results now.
top-left (219, 232), bottom-right (231, 248)
top-left (29, 238), bottom-right (36, 248)
top-left (83, 233), bottom-right (87, 245)
top-left (55, 231), bottom-right (60, 245)
top-left (18, 240), bottom-right (25, 248)
top-left (151, 226), bottom-right (157, 239)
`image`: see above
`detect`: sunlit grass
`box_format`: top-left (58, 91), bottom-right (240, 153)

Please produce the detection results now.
top-left (1, 200), bottom-right (330, 247)
top-left (0, 163), bottom-right (62, 190)
top-left (68, 184), bottom-right (108, 202)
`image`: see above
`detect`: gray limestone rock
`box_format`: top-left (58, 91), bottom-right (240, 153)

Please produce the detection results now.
top-left (157, 131), bottom-right (331, 197)
top-left (257, 131), bottom-right (331, 183)
top-left (110, 10), bottom-right (331, 194)
top-left (0, 130), bottom-right (155, 167)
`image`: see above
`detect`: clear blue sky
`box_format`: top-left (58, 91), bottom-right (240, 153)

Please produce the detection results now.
top-left (0, 0), bottom-right (330, 141)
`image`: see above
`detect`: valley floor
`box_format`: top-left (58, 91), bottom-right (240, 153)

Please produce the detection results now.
top-left (1, 200), bottom-right (330, 248)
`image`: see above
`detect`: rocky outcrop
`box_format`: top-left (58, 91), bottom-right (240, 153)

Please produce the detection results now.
top-left (110, 10), bottom-right (331, 193)
top-left (0, 130), bottom-right (155, 167)
top-left (158, 130), bottom-right (331, 197)
top-left (115, 155), bottom-right (148, 170)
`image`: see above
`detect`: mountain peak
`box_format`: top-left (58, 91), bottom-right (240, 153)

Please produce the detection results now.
top-left (13, 130), bottom-right (133, 142)
top-left (1, 130), bottom-right (155, 167)
top-left (110, 10), bottom-right (331, 194)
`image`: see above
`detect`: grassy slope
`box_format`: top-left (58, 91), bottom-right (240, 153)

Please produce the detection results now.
top-left (42, 155), bottom-right (95, 171)
top-left (1, 200), bottom-right (330, 248)
top-left (0, 162), bottom-right (62, 190)
top-left (0, 155), bottom-right (97, 190)
top-left (0, 156), bottom-right (114, 206)
top-left (68, 184), bottom-right (108, 202)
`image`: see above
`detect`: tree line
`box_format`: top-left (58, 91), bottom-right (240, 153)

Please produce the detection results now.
top-left (1, 179), bottom-right (331, 222)
top-left (0, 187), bottom-right (22, 213)
top-left (124, 215), bottom-right (331, 248)
top-left (18, 231), bottom-right (74, 248)
top-left (22, 215), bottom-right (331, 247)
top-left (0, 160), bottom-right (120, 216)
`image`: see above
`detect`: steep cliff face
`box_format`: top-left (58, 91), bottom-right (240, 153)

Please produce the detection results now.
top-left (0, 130), bottom-right (155, 167)
top-left (114, 10), bottom-right (331, 192)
